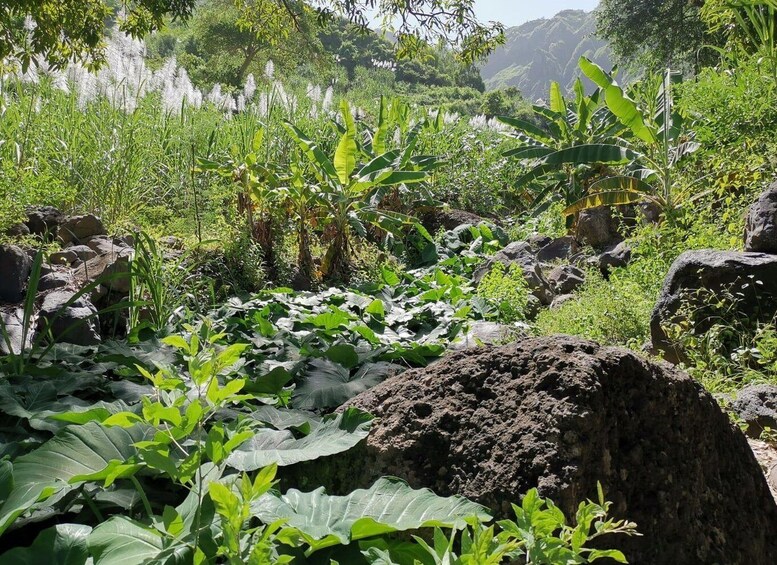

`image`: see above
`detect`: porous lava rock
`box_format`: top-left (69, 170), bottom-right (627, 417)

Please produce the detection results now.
top-left (577, 206), bottom-right (621, 249)
top-left (731, 384), bottom-right (777, 438)
top-left (650, 250), bottom-right (777, 364)
top-left (25, 206), bottom-right (64, 239)
top-left (0, 244), bottom-right (32, 303)
top-left (745, 182), bottom-right (777, 253)
top-left (323, 336), bottom-right (777, 564)
top-left (58, 214), bottom-right (107, 245)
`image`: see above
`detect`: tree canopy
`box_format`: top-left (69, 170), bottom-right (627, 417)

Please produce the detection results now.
top-left (595, 0), bottom-right (719, 71)
top-left (0, 0), bottom-right (504, 71)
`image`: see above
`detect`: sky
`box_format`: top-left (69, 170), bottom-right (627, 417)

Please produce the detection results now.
top-left (474, 0), bottom-right (599, 27)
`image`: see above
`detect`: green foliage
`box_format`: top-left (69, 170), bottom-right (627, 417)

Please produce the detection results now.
top-left (676, 53), bottom-right (777, 145)
top-left (564, 59), bottom-right (702, 220)
top-left (3, 0), bottom-right (502, 73)
top-left (535, 269), bottom-right (654, 348)
top-left (477, 263), bottom-right (530, 323)
top-left (408, 486), bottom-right (638, 564)
top-left (595, 0), bottom-right (719, 70)
top-left (662, 282), bottom-right (777, 392)
top-left (0, 0), bottom-right (194, 70)
top-left (481, 10), bottom-right (612, 101)
top-left (500, 75), bottom-right (628, 216)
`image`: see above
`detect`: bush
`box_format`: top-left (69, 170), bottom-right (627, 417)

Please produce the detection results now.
top-left (477, 262), bottom-right (530, 323)
top-left (535, 269), bottom-right (654, 348)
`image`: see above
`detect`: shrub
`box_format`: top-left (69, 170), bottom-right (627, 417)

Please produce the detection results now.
top-left (535, 269), bottom-right (653, 348)
top-left (477, 262), bottom-right (530, 323)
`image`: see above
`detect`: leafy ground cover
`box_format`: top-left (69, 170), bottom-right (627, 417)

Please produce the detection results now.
top-left (4, 0), bottom-right (777, 560)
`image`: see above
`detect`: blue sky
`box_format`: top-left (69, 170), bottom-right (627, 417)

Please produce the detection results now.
top-left (474, 1), bottom-right (599, 26)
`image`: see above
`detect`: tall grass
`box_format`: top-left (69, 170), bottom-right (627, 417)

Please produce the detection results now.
top-left (0, 31), bottom-right (520, 239)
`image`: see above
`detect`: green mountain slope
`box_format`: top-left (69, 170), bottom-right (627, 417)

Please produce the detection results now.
top-left (480, 10), bottom-right (611, 99)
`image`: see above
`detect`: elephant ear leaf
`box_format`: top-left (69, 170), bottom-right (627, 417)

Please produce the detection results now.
top-left (251, 476), bottom-right (491, 553)
top-left (0, 523), bottom-right (92, 565)
top-left (335, 100), bottom-right (358, 185)
top-left (0, 422), bottom-right (147, 536)
top-left (225, 407), bottom-right (373, 471)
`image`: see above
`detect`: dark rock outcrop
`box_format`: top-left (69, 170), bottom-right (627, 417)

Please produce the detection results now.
top-left (25, 206), bottom-right (64, 239)
top-left (420, 208), bottom-right (488, 234)
top-left (547, 264), bottom-right (585, 294)
top-left (38, 290), bottom-right (101, 346)
top-left (0, 245), bottom-right (32, 303)
top-left (577, 207), bottom-right (621, 249)
top-left (58, 214), bottom-right (107, 245)
top-left (745, 184), bottom-right (777, 253)
top-left (318, 336), bottom-right (777, 564)
top-left (598, 241), bottom-right (632, 275)
top-left (536, 235), bottom-right (579, 263)
top-left (650, 250), bottom-right (777, 364)
top-left (473, 242), bottom-right (554, 305)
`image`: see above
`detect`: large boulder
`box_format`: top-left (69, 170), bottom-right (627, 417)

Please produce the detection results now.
top-left (547, 264), bottom-right (585, 294)
top-left (0, 307), bottom-right (31, 355)
top-left (597, 241), bottom-right (632, 276)
top-left (745, 183), bottom-right (777, 253)
top-left (0, 245), bottom-right (32, 302)
top-left (318, 336), bottom-right (777, 564)
top-left (577, 207), bottom-right (621, 249)
top-left (58, 214), bottom-right (107, 245)
top-left (25, 206), bottom-right (64, 239)
top-left (38, 291), bottom-right (101, 346)
top-left (420, 208), bottom-right (488, 234)
top-left (73, 236), bottom-right (134, 294)
top-left (536, 235), bottom-right (579, 263)
top-left (473, 242), bottom-right (554, 305)
top-left (651, 250), bottom-right (777, 364)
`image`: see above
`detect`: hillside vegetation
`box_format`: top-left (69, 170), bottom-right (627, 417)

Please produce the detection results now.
top-left (481, 10), bottom-right (612, 99)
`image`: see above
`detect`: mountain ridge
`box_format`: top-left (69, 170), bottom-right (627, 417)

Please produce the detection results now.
top-left (480, 9), bottom-right (611, 100)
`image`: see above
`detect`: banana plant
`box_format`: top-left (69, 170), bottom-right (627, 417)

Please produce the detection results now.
top-left (498, 78), bottom-right (630, 216)
top-left (562, 58), bottom-right (702, 221)
top-left (196, 127), bottom-right (283, 274)
top-left (347, 96), bottom-right (444, 216)
top-left (284, 100), bottom-right (435, 281)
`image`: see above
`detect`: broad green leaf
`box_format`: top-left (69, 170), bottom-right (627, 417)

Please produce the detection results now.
top-left (88, 516), bottom-right (165, 565)
top-left (563, 188), bottom-right (649, 217)
top-left (0, 423), bottom-right (148, 535)
top-left (283, 121), bottom-right (338, 182)
top-left (374, 170), bottom-right (429, 186)
top-left (497, 116), bottom-right (552, 144)
top-left (335, 100), bottom-right (358, 185)
top-left (549, 81), bottom-right (565, 114)
top-left (579, 57), bottom-right (656, 144)
top-left (539, 144), bottom-right (641, 166)
top-left (251, 477), bottom-right (490, 551)
top-left (226, 407), bottom-right (372, 471)
top-left (324, 344), bottom-right (360, 369)
top-left (0, 523), bottom-right (92, 564)
top-left (503, 145), bottom-right (555, 160)
top-left (308, 308), bottom-right (353, 331)
top-left (293, 359), bottom-right (399, 410)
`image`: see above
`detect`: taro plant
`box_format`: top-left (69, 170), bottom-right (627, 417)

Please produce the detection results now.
top-left (284, 99), bottom-right (436, 281)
